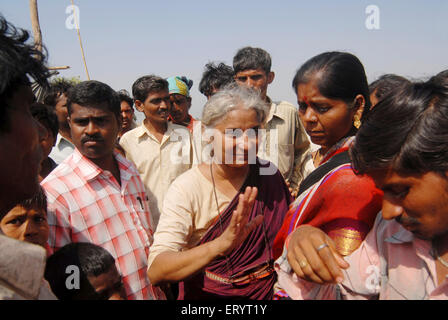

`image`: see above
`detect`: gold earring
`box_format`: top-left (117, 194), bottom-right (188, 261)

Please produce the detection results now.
top-left (354, 116), bottom-right (361, 129)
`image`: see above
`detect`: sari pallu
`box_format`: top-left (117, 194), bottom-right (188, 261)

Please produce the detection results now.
top-left (178, 159), bottom-right (293, 300)
top-left (273, 137), bottom-right (383, 260)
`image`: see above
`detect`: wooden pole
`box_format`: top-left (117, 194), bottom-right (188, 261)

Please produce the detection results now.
top-left (49, 66), bottom-right (71, 70)
top-left (29, 0), bottom-right (42, 54)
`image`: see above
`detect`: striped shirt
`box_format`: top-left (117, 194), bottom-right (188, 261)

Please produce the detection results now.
top-left (41, 148), bottom-right (165, 300)
top-left (275, 214), bottom-right (448, 300)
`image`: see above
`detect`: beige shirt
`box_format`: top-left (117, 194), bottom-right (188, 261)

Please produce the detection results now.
top-left (147, 166), bottom-right (231, 268)
top-left (119, 122), bottom-right (195, 227)
top-left (0, 234), bottom-right (57, 300)
top-left (257, 99), bottom-right (310, 190)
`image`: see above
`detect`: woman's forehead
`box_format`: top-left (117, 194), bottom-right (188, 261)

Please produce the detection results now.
top-left (216, 108), bottom-right (260, 127)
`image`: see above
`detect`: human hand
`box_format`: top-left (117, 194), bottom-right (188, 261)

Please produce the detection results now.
top-left (216, 186), bottom-right (263, 256)
top-left (285, 181), bottom-right (298, 198)
top-left (287, 225), bottom-right (349, 284)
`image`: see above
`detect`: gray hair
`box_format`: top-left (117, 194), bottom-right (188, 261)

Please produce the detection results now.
top-left (201, 84), bottom-right (269, 128)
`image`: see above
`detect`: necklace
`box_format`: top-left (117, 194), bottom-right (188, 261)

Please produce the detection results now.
top-left (209, 160), bottom-right (272, 283)
top-left (433, 245), bottom-right (448, 268)
top-left (210, 161), bottom-right (234, 276)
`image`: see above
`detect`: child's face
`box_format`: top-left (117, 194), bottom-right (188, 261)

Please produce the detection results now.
top-left (0, 205), bottom-right (49, 248)
top-left (86, 266), bottom-right (127, 300)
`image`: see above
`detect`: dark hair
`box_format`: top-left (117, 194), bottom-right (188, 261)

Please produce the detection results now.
top-left (292, 51), bottom-right (371, 120)
top-left (30, 102), bottom-right (59, 138)
top-left (132, 75), bottom-right (168, 102)
top-left (233, 46), bottom-right (272, 75)
top-left (44, 242), bottom-right (117, 300)
top-left (117, 89), bottom-right (134, 109)
top-left (199, 62), bottom-right (235, 97)
top-left (350, 80), bottom-right (448, 175)
top-left (0, 16), bottom-right (50, 133)
top-left (429, 69), bottom-right (448, 87)
top-left (178, 76), bottom-right (193, 90)
top-left (369, 74), bottom-right (410, 104)
top-left (16, 185), bottom-right (47, 213)
top-left (67, 80), bottom-right (120, 120)
top-left (43, 79), bottom-right (74, 108)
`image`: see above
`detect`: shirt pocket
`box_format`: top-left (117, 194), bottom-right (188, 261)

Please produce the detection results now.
top-left (128, 193), bottom-right (153, 233)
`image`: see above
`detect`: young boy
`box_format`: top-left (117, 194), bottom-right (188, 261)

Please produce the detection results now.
top-left (0, 185), bottom-right (49, 249)
top-left (119, 75), bottom-right (196, 227)
top-left (31, 102), bottom-right (59, 181)
top-left (43, 79), bottom-right (75, 164)
top-left (199, 62), bottom-right (235, 100)
top-left (117, 89), bottom-right (137, 140)
top-left (233, 46), bottom-right (311, 193)
top-left (44, 242), bottom-right (126, 300)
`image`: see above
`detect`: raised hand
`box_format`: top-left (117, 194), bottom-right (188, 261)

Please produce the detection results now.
top-left (216, 186), bottom-right (263, 256)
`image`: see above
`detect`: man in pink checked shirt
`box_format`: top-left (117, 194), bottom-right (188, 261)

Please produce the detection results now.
top-left (41, 80), bottom-right (165, 300)
top-left (275, 77), bottom-right (448, 300)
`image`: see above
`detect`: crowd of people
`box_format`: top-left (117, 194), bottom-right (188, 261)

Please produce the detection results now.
top-left (1, 15), bottom-right (447, 300)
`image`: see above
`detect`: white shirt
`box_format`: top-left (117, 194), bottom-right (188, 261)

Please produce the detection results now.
top-left (48, 133), bottom-right (75, 165)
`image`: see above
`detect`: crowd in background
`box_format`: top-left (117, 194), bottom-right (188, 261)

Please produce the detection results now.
top-left (1, 15), bottom-right (448, 300)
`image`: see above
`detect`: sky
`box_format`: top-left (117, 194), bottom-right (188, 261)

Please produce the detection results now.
top-left (2, 0), bottom-right (448, 122)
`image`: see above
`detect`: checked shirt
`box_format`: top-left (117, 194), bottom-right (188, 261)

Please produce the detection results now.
top-left (42, 148), bottom-right (165, 300)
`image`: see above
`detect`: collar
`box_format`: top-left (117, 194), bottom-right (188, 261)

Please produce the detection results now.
top-left (71, 148), bottom-right (102, 181)
top-left (56, 133), bottom-right (74, 148)
top-left (383, 219), bottom-right (432, 252)
top-left (71, 148), bottom-right (133, 184)
top-left (265, 96), bottom-right (287, 124)
top-left (136, 121), bottom-right (178, 144)
top-left (384, 224), bottom-right (415, 244)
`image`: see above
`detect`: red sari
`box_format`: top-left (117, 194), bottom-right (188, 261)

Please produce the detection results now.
top-left (273, 137), bottom-right (383, 260)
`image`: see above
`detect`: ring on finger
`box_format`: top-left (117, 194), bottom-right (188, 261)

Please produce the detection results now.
top-left (316, 243), bottom-right (329, 252)
top-left (299, 260), bottom-right (307, 268)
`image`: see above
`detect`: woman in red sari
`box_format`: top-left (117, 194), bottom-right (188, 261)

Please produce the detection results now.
top-left (273, 52), bottom-right (383, 299)
top-left (147, 85), bottom-right (292, 299)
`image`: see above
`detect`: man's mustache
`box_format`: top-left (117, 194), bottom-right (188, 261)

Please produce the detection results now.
top-left (81, 135), bottom-right (104, 144)
top-left (395, 215), bottom-right (420, 225)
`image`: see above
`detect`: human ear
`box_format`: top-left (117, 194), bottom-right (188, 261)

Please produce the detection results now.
top-left (267, 71), bottom-right (275, 84)
top-left (353, 94), bottom-right (365, 120)
top-left (134, 100), bottom-right (144, 112)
